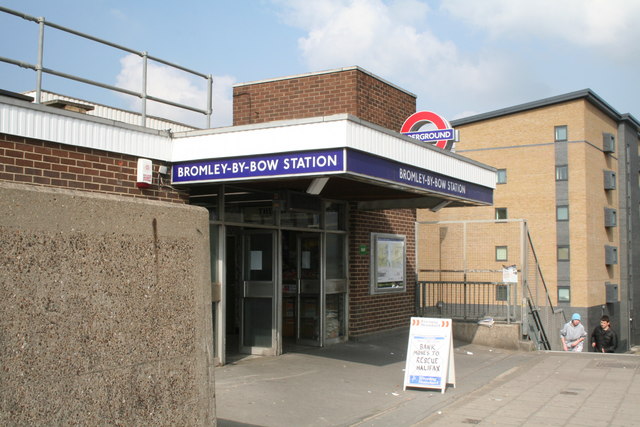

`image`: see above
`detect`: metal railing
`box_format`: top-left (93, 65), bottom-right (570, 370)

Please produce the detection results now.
top-left (523, 228), bottom-right (566, 350)
top-left (416, 281), bottom-right (515, 323)
top-left (416, 219), bottom-right (567, 350)
top-left (0, 6), bottom-right (212, 128)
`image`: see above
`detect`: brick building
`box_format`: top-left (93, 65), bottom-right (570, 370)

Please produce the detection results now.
top-left (1, 67), bottom-right (496, 366)
top-left (419, 90), bottom-right (640, 350)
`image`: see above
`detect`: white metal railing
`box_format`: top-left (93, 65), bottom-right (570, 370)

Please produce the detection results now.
top-left (0, 6), bottom-right (213, 128)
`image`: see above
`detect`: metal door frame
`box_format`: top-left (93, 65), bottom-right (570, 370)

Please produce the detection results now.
top-left (240, 229), bottom-right (280, 356)
top-left (295, 232), bottom-right (324, 346)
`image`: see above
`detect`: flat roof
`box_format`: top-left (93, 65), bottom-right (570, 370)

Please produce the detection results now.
top-left (233, 66), bottom-right (417, 99)
top-left (0, 91), bottom-right (495, 210)
top-left (452, 89), bottom-right (640, 130)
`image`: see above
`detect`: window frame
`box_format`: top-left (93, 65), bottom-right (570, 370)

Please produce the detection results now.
top-left (557, 287), bottom-right (571, 303)
top-left (555, 125), bottom-right (568, 142)
top-left (556, 205), bottom-right (569, 221)
top-left (496, 169), bottom-right (507, 185)
top-left (557, 245), bottom-right (570, 261)
top-left (495, 207), bottom-right (508, 220)
top-left (495, 246), bottom-right (508, 262)
top-left (556, 165), bottom-right (568, 181)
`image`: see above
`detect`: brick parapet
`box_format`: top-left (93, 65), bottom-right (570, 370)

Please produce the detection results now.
top-left (233, 68), bottom-right (416, 132)
top-left (0, 132), bottom-right (188, 203)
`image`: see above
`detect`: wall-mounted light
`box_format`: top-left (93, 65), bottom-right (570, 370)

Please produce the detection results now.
top-left (306, 177), bottom-right (329, 195)
top-left (430, 200), bottom-right (451, 212)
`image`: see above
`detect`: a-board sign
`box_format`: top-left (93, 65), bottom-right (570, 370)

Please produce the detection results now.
top-left (403, 317), bottom-right (456, 393)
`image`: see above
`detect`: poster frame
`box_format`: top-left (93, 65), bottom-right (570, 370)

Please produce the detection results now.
top-left (369, 232), bottom-right (406, 295)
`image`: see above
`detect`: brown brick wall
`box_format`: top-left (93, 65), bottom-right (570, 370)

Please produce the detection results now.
top-left (0, 132), bottom-right (188, 203)
top-left (233, 68), bottom-right (416, 132)
top-left (348, 206), bottom-right (417, 337)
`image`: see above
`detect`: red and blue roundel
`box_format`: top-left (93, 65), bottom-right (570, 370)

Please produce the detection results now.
top-left (400, 111), bottom-right (455, 150)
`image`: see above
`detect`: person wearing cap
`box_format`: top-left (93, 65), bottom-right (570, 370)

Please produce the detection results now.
top-left (560, 313), bottom-right (587, 352)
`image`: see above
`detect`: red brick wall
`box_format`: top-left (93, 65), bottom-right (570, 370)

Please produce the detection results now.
top-left (0, 133), bottom-right (187, 203)
top-left (233, 68), bottom-right (416, 132)
top-left (348, 205), bottom-right (417, 337)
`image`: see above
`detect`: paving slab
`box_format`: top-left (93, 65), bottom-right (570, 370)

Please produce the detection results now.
top-left (214, 330), bottom-right (640, 426)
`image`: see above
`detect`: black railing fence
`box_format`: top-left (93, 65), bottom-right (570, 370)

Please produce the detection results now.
top-left (416, 281), bottom-right (515, 323)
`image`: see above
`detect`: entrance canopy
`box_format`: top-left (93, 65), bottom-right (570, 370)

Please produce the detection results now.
top-left (172, 114), bottom-right (495, 210)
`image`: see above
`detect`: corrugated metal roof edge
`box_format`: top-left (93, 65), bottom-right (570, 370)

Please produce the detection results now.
top-left (175, 113), bottom-right (496, 174)
top-left (1, 92), bottom-right (496, 177)
top-left (22, 89), bottom-right (200, 132)
top-left (451, 89), bottom-right (640, 130)
top-left (0, 93), bottom-right (173, 138)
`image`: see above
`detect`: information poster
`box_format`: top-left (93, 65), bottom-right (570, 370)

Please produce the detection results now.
top-left (502, 265), bottom-right (518, 283)
top-left (376, 237), bottom-right (405, 283)
top-left (403, 317), bottom-right (455, 393)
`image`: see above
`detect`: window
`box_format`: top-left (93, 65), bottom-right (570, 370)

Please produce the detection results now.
top-left (558, 287), bottom-right (571, 303)
top-left (556, 205), bottom-right (569, 221)
top-left (555, 125), bottom-right (568, 142)
top-left (497, 169), bottom-right (507, 184)
top-left (556, 165), bottom-right (568, 181)
top-left (557, 245), bottom-right (570, 261)
top-left (495, 208), bottom-right (508, 220)
top-left (496, 246), bottom-right (508, 261)
top-left (496, 285), bottom-right (508, 301)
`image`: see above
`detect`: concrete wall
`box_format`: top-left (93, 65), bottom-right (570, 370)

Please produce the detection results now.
top-left (453, 321), bottom-right (534, 351)
top-left (0, 182), bottom-right (215, 425)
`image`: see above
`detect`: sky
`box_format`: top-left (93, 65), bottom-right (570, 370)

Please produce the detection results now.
top-left (1, 0), bottom-right (639, 129)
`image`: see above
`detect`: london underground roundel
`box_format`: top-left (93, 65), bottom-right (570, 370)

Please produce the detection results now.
top-left (401, 111), bottom-right (455, 150)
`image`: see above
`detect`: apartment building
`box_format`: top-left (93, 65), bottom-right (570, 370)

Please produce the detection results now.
top-left (419, 90), bottom-right (640, 350)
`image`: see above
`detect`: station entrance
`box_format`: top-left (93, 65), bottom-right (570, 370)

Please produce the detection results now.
top-left (213, 187), bottom-right (348, 362)
top-left (224, 227), bottom-right (347, 359)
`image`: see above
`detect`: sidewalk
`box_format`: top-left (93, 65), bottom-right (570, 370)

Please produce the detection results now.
top-left (214, 330), bottom-right (640, 426)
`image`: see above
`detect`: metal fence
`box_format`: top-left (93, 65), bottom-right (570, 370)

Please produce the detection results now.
top-left (416, 219), bottom-right (566, 350)
top-left (0, 6), bottom-right (212, 128)
top-left (416, 281), bottom-right (515, 323)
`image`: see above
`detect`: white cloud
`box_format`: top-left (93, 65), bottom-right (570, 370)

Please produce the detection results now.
top-left (275, 0), bottom-right (539, 117)
top-left (115, 54), bottom-right (234, 128)
top-left (442, 0), bottom-right (640, 62)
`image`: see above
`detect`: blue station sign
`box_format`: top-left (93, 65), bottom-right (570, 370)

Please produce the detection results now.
top-left (172, 149), bottom-right (345, 183)
top-left (172, 148), bottom-right (492, 205)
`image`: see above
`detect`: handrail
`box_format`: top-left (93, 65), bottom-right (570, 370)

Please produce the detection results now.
top-left (0, 6), bottom-right (213, 128)
top-left (526, 229), bottom-right (565, 319)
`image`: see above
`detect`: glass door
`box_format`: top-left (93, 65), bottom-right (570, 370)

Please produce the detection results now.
top-left (241, 230), bottom-right (277, 355)
top-left (298, 234), bottom-right (321, 346)
top-left (325, 233), bottom-right (347, 344)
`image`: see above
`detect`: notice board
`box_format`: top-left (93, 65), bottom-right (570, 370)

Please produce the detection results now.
top-left (403, 317), bottom-right (456, 393)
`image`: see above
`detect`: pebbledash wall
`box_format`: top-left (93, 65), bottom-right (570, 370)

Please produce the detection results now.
top-left (233, 67), bottom-right (420, 336)
top-left (0, 181), bottom-right (215, 425)
top-left (0, 121), bottom-right (214, 422)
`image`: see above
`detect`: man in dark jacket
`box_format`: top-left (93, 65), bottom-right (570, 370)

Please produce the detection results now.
top-left (591, 315), bottom-right (618, 353)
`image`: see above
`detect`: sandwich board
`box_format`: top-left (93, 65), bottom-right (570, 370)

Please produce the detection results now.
top-left (403, 317), bottom-right (456, 393)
